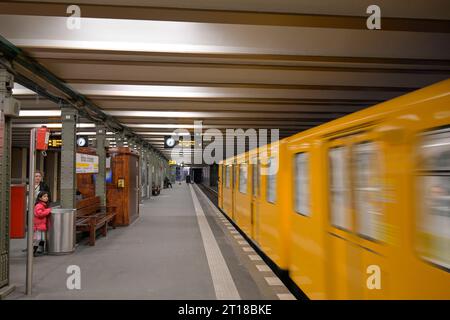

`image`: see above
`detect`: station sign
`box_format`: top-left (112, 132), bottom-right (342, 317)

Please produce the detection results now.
top-left (179, 140), bottom-right (195, 147)
top-left (48, 137), bottom-right (62, 148)
top-left (168, 160), bottom-right (177, 165)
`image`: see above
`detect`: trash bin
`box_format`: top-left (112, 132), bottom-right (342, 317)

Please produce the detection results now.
top-left (47, 207), bottom-right (76, 255)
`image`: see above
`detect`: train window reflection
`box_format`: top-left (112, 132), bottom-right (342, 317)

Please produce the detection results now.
top-left (417, 129), bottom-right (450, 270)
top-left (353, 142), bottom-right (384, 241)
top-left (225, 165), bottom-right (231, 189)
top-left (329, 147), bottom-right (351, 230)
top-left (239, 163), bottom-right (248, 194)
top-left (294, 152), bottom-right (310, 216)
top-left (266, 157), bottom-right (277, 204)
top-left (252, 158), bottom-right (260, 197)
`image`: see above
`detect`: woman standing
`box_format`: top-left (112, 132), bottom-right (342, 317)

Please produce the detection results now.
top-left (34, 170), bottom-right (51, 203)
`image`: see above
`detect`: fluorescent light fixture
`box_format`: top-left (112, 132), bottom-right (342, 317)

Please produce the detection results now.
top-left (12, 84), bottom-right (35, 95)
top-left (46, 131), bottom-right (110, 136)
top-left (70, 84), bottom-right (224, 98)
top-left (139, 132), bottom-right (191, 136)
top-left (13, 123), bottom-right (95, 128)
top-left (19, 110), bottom-right (62, 117)
top-left (107, 111), bottom-right (207, 118)
top-left (128, 124), bottom-right (194, 129)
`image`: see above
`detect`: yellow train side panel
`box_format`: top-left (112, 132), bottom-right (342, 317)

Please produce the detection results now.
top-left (234, 158), bottom-right (253, 236)
top-left (257, 141), bottom-right (291, 270)
top-left (287, 138), bottom-right (328, 299)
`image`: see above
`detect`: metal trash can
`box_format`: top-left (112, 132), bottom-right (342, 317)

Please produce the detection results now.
top-left (47, 207), bottom-right (76, 255)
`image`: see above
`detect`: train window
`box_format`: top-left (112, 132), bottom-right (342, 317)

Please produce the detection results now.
top-left (252, 158), bottom-right (260, 197)
top-left (239, 163), bottom-right (248, 194)
top-left (225, 165), bottom-right (231, 189)
top-left (417, 128), bottom-right (450, 270)
top-left (329, 147), bottom-right (351, 230)
top-left (266, 157), bottom-right (277, 204)
top-left (353, 142), bottom-right (384, 241)
top-left (294, 152), bottom-right (310, 216)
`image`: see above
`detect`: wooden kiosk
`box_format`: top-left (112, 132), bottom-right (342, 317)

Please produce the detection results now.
top-left (106, 147), bottom-right (140, 226)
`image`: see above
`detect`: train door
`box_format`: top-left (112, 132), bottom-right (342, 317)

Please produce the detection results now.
top-left (231, 164), bottom-right (236, 221)
top-left (326, 129), bottom-right (388, 299)
top-left (218, 164), bottom-right (223, 209)
top-left (251, 158), bottom-right (261, 244)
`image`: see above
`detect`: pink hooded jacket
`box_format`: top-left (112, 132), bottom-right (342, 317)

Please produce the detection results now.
top-left (34, 201), bottom-right (51, 231)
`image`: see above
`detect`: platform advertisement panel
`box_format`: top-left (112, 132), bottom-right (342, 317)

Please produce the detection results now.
top-left (76, 153), bottom-right (99, 174)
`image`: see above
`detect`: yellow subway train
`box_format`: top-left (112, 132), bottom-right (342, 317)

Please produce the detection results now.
top-left (218, 79), bottom-right (450, 299)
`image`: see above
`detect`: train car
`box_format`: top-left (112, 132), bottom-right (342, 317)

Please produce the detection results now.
top-left (220, 157), bottom-right (235, 220)
top-left (220, 141), bottom-right (292, 269)
top-left (219, 79), bottom-right (450, 299)
top-left (285, 79), bottom-right (450, 299)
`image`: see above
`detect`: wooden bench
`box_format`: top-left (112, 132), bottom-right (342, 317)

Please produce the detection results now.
top-left (75, 196), bottom-right (117, 246)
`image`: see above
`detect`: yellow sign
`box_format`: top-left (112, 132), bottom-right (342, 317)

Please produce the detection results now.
top-left (169, 160), bottom-right (177, 165)
top-left (48, 138), bottom-right (62, 147)
top-left (179, 140), bottom-right (195, 147)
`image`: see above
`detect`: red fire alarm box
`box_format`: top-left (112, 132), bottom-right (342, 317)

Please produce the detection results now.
top-left (36, 126), bottom-right (50, 151)
top-left (10, 184), bottom-right (27, 238)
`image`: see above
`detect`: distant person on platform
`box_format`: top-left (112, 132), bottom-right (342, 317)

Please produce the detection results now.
top-left (164, 176), bottom-right (172, 189)
top-left (34, 171), bottom-right (51, 202)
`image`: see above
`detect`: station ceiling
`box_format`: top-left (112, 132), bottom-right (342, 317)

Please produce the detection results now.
top-left (1, 0), bottom-right (449, 159)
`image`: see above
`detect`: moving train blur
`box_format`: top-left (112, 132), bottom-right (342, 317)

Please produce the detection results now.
top-left (218, 79), bottom-right (450, 299)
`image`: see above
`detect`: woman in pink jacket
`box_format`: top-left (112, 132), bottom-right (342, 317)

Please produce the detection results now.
top-left (34, 191), bottom-right (52, 256)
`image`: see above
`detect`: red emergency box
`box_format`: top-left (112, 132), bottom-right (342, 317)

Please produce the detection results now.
top-left (10, 184), bottom-right (27, 238)
top-left (36, 126), bottom-right (50, 151)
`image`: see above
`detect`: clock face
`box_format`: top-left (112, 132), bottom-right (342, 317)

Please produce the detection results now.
top-left (166, 137), bottom-right (175, 147)
top-left (77, 137), bottom-right (87, 147)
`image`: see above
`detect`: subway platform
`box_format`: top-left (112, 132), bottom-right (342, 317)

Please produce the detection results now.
top-left (7, 183), bottom-right (295, 300)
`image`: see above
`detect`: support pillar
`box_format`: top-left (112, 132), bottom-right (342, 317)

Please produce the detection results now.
top-left (146, 149), bottom-right (152, 198)
top-left (60, 106), bottom-right (77, 209)
top-left (0, 66), bottom-right (18, 297)
top-left (116, 133), bottom-right (124, 147)
top-left (159, 157), bottom-right (164, 188)
top-left (151, 151), bottom-right (156, 188)
top-left (95, 123), bottom-right (106, 206)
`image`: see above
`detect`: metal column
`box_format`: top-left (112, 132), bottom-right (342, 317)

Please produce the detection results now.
top-left (146, 149), bottom-right (152, 198)
top-left (151, 151), bottom-right (156, 189)
top-left (0, 66), bottom-right (18, 298)
top-left (95, 123), bottom-right (106, 206)
top-left (60, 106), bottom-right (77, 209)
top-left (116, 133), bottom-right (124, 147)
top-left (147, 150), bottom-right (154, 198)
